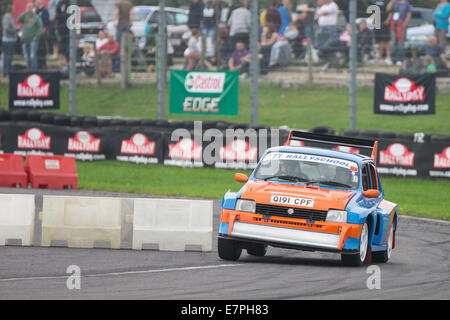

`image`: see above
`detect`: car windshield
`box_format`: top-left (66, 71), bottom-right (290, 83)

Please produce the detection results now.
top-left (134, 9), bottom-right (151, 22)
top-left (253, 152), bottom-right (360, 189)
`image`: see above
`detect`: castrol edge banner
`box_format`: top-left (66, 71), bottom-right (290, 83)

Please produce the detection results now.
top-left (374, 73), bottom-right (436, 115)
top-left (169, 70), bottom-right (239, 116)
top-left (9, 73), bottom-right (60, 110)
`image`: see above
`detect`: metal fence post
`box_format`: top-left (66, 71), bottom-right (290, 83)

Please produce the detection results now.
top-left (349, 0), bottom-right (357, 130)
top-left (69, 26), bottom-right (76, 116)
top-left (249, 0), bottom-right (259, 127)
top-left (158, 0), bottom-right (166, 120)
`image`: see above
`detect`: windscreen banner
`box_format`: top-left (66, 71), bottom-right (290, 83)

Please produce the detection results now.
top-left (374, 73), bottom-right (436, 115)
top-left (169, 70), bottom-right (239, 116)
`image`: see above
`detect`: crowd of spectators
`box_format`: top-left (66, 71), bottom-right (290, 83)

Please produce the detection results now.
top-left (1, 0), bottom-right (450, 79)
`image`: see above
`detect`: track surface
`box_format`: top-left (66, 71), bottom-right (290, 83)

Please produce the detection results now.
top-left (0, 188), bottom-right (449, 300)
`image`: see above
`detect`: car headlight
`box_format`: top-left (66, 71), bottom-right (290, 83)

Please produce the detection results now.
top-left (326, 210), bottom-right (347, 223)
top-left (235, 199), bottom-right (256, 213)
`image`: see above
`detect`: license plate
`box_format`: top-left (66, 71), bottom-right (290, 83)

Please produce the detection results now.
top-left (270, 194), bottom-right (314, 208)
top-left (171, 39), bottom-right (181, 46)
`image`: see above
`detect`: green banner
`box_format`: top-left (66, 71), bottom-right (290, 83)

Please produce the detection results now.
top-left (169, 70), bottom-right (239, 116)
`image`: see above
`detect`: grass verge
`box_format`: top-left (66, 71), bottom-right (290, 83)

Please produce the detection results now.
top-left (78, 161), bottom-right (450, 221)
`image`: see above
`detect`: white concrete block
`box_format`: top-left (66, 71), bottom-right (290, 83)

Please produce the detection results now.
top-left (0, 194), bottom-right (35, 246)
top-left (41, 196), bottom-right (122, 249)
top-left (132, 199), bottom-right (213, 252)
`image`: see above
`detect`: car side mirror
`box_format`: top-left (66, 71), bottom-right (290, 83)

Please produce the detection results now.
top-left (363, 189), bottom-right (380, 198)
top-left (235, 173), bottom-right (249, 183)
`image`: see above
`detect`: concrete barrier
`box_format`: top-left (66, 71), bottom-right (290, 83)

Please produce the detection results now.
top-left (41, 196), bottom-right (122, 249)
top-left (0, 194), bottom-right (35, 246)
top-left (132, 199), bottom-right (213, 252)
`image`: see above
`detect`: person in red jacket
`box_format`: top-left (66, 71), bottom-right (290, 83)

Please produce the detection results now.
top-left (98, 34), bottom-right (120, 75)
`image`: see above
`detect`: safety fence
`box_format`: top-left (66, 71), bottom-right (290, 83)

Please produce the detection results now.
top-left (0, 108), bottom-right (449, 179)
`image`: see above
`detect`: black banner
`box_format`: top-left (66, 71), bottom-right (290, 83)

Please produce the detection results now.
top-left (374, 73), bottom-right (436, 115)
top-left (0, 122), bottom-right (449, 179)
top-left (9, 72), bottom-right (60, 110)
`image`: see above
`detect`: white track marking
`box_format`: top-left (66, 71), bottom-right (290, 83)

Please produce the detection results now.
top-left (0, 264), bottom-right (243, 282)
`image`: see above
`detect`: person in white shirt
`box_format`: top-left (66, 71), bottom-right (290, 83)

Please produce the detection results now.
top-left (227, 0), bottom-right (251, 48)
top-left (316, 0), bottom-right (339, 50)
top-left (184, 29), bottom-right (203, 70)
top-left (96, 30), bottom-right (108, 51)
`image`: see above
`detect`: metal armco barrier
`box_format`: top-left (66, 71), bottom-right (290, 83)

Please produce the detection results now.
top-left (0, 154), bottom-right (28, 188)
top-left (0, 194), bottom-right (35, 246)
top-left (26, 155), bottom-right (78, 189)
top-left (132, 199), bottom-right (213, 252)
top-left (41, 196), bottom-right (122, 249)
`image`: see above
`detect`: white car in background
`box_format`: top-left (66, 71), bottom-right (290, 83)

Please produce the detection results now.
top-left (106, 6), bottom-right (189, 55)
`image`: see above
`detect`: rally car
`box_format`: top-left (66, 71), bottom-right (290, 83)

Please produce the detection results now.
top-left (218, 131), bottom-right (398, 266)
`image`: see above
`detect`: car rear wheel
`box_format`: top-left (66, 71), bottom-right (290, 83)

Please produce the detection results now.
top-left (341, 221), bottom-right (369, 267)
top-left (246, 243), bottom-right (268, 257)
top-left (372, 223), bottom-right (395, 263)
top-left (218, 237), bottom-right (242, 261)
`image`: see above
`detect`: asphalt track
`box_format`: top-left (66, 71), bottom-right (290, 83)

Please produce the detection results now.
top-left (0, 188), bottom-right (449, 300)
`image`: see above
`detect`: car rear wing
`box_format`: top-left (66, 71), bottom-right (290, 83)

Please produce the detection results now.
top-left (288, 130), bottom-right (379, 163)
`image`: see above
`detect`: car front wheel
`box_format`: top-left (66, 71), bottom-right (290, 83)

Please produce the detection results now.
top-left (341, 221), bottom-right (369, 267)
top-left (218, 237), bottom-right (242, 261)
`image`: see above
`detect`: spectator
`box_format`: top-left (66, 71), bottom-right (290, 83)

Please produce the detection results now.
top-left (203, 1), bottom-right (216, 45)
top-left (56, 0), bottom-right (70, 59)
top-left (228, 41), bottom-right (250, 76)
top-left (2, 5), bottom-right (18, 78)
top-left (227, 0), bottom-right (251, 48)
top-left (269, 27), bottom-right (294, 68)
top-left (374, 0), bottom-right (392, 64)
top-left (218, 30), bottom-right (235, 70)
top-left (188, 0), bottom-right (205, 30)
top-left (316, 0), bottom-right (339, 51)
top-left (433, 0), bottom-right (450, 49)
top-left (387, 0), bottom-right (412, 66)
top-left (96, 30), bottom-right (108, 51)
top-left (424, 56), bottom-right (436, 74)
top-left (18, 2), bottom-right (43, 72)
top-left (278, 0), bottom-right (292, 34)
top-left (35, 0), bottom-right (50, 70)
top-left (260, 25), bottom-right (278, 73)
top-left (79, 43), bottom-right (95, 76)
top-left (265, 1), bottom-right (282, 32)
top-left (48, 0), bottom-right (59, 59)
top-left (296, 0), bottom-right (317, 42)
top-left (424, 36), bottom-right (449, 71)
top-left (357, 19), bottom-right (373, 64)
top-left (114, 0), bottom-right (134, 44)
top-left (98, 34), bottom-right (120, 75)
top-left (184, 29), bottom-right (203, 70)
top-left (59, 54), bottom-right (69, 78)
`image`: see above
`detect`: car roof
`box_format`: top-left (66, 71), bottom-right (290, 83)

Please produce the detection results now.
top-left (265, 146), bottom-right (371, 165)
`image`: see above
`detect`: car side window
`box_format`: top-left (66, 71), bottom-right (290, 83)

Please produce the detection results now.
top-left (149, 11), bottom-right (159, 24)
top-left (361, 164), bottom-right (370, 191)
top-left (176, 13), bottom-right (188, 25)
top-left (369, 164), bottom-right (379, 191)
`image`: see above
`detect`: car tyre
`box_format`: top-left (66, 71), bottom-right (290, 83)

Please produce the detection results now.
top-left (218, 237), bottom-right (242, 261)
top-left (372, 223), bottom-right (395, 263)
top-left (341, 221), bottom-right (369, 267)
top-left (246, 243), bottom-right (267, 257)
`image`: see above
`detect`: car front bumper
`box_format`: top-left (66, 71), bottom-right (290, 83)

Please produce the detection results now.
top-left (219, 209), bottom-right (363, 253)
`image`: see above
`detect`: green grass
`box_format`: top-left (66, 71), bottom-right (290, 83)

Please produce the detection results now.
top-left (1, 83), bottom-right (450, 135)
top-left (77, 161), bottom-right (450, 221)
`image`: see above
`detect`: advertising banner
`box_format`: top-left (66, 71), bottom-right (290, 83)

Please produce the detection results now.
top-left (374, 73), bottom-right (436, 115)
top-left (169, 70), bottom-right (239, 116)
top-left (9, 73), bottom-right (61, 110)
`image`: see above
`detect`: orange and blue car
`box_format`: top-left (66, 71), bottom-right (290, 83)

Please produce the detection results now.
top-left (218, 131), bottom-right (397, 266)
